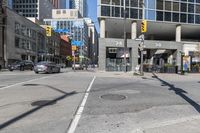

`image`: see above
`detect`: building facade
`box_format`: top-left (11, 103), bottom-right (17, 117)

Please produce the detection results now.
top-left (98, 0), bottom-right (200, 72)
top-left (12, 0), bottom-right (54, 21)
top-left (85, 18), bottom-right (99, 65)
top-left (1, 7), bottom-right (67, 67)
top-left (44, 9), bottom-right (89, 62)
top-left (70, 0), bottom-right (87, 17)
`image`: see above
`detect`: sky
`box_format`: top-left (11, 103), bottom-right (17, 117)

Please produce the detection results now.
top-left (87, 0), bottom-right (99, 32)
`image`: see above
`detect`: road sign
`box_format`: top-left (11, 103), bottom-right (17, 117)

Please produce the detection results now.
top-left (141, 20), bottom-right (147, 33)
top-left (46, 26), bottom-right (52, 36)
top-left (72, 46), bottom-right (77, 51)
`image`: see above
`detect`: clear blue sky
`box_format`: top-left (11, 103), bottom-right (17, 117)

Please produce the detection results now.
top-left (87, 0), bottom-right (99, 32)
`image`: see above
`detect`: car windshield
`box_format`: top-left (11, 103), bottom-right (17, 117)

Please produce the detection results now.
top-left (36, 61), bottom-right (50, 65)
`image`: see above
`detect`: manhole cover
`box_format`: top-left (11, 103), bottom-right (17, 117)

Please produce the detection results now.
top-left (31, 100), bottom-right (56, 106)
top-left (101, 94), bottom-right (126, 101)
top-left (23, 84), bottom-right (39, 86)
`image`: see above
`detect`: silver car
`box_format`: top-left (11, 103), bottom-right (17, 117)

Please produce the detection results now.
top-left (34, 61), bottom-right (60, 74)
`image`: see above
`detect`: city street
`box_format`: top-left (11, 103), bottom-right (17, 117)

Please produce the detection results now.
top-left (0, 70), bottom-right (200, 133)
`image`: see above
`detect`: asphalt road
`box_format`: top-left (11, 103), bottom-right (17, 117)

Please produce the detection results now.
top-left (0, 69), bottom-right (94, 133)
top-left (75, 73), bottom-right (200, 133)
top-left (1, 70), bottom-right (200, 133)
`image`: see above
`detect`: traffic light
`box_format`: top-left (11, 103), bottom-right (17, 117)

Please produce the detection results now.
top-left (46, 26), bottom-right (52, 36)
top-left (141, 20), bottom-right (147, 33)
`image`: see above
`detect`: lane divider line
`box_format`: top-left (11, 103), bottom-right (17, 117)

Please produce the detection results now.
top-left (0, 75), bottom-right (57, 90)
top-left (67, 76), bottom-right (96, 133)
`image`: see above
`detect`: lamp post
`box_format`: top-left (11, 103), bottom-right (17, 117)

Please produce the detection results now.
top-left (123, 0), bottom-right (127, 72)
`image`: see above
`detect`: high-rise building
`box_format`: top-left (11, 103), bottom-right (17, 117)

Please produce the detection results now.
top-left (12, 0), bottom-right (54, 21)
top-left (59, 0), bottom-right (70, 9)
top-left (98, 0), bottom-right (200, 72)
top-left (70, 0), bottom-right (87, 17)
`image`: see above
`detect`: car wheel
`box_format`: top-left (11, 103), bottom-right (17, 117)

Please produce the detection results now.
top-left (9, 69), bottom-right (13, 71)
top-left (35, 71), bottom-right (38, 74)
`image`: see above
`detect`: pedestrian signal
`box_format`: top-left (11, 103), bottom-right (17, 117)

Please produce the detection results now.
top-left (141, 20), bottom-right (147, 33)
top-left (46, 26), bottom-right (52, 36)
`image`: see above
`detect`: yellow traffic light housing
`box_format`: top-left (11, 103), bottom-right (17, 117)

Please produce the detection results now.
top-left (46, 26), bottom-right (52, 36)
top-left (141, 20), bottom-right (147, 33)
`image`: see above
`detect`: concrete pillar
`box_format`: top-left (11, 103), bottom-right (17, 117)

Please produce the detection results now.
top-left (131, 21), bottom-right (137, 39)
top-left (176, 25), bottom-right (181, 42)
top-left (100, 19), bottom-right (105, 38)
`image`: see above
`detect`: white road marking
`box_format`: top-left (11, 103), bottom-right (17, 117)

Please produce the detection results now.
top-left (67, 76), bottom-right (96, 133)
top-left (0, 75), bottom-right (57, 90)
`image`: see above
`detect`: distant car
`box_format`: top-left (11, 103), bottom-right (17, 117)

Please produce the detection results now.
top-left (34, 61), bottom-right (60, 74)
top-left (8, 60), bottom-right (34, 71)
top-left (72, 63), bottom-right (84, 70)
top-left (58, 63), bottom-right (66, 68)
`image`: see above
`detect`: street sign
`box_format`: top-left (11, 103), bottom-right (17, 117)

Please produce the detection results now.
top-left (46, 26), bottom-right (52, 36)
top-left (141, 20), bottom-right (147, 33)
top-left (72, 46), bottom-right (77, 51)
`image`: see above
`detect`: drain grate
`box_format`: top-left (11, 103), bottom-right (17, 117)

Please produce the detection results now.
top-left (31, 100), bottom-right (56, 106)
top-left (101, 94), bottom-right (126, 101)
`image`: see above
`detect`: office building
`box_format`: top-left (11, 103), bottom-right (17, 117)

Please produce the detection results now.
top-left (98, 0), bottom-right (200, 72)
top-left (70, 0), bottom-right (87, 17)
top-left (44, 9), bottom-right (89, 61)
top-left (12, 0), bottom-right (54, 21)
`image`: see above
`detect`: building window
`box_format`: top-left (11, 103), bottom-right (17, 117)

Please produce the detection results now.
top-left (101, 0), bottom-right (110, 4)
top-left (188, 4), bottom-right (194, 13)
top-left (112, 6), bottom-right (120, 17)
top-left (15, 37), bottom-right (20, 48)
top-left (148, 0), bottom-right (155, 9)
top-left (157, 0), bottom-right (163, 10)
top-left (130, 0), bottom-right (138, 7)
top-left (15, 22), bottom-right (21, 34)
top-left (165, 1), bottom-right (171, 11)
top-left (112, 0), bottom-right (120, 5)
top-left (173, 13), bottom-right (179, 22)
top-left (130, 8), bottom-right (138, 19)
top-left (56, 10), bottom-right (61, 14)
top-left (188, 14), bottom-right (194, 23)
top-left (196, 5), bottom-right (200, 14)
top-left (101, 6), bottom-right (110, 16)
top-left (165, 12), bottom-right (171, 21)
top-left (173, 2), bottom-right (179, 12)
top-left (148, 10), bottom-right (156, 20)
top-left (195, 15), bottom-right (200, 24)
top-left (180, 13), bottom-right (187, 23)
top-left (181, 3), bottom-right (187, 12)
top-left (156, 11), bottom-right (163, 21)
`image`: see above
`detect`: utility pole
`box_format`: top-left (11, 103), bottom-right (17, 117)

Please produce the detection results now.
top-left (123, 0), bottom-right (127, 72)
top-left (140, 0), bottom-right (146, 76)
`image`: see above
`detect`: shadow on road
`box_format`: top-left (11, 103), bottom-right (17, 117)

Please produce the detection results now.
top-left (0, 84), bottom-right (77, 130)
top-left (152, 73), bottom-right (200, 113)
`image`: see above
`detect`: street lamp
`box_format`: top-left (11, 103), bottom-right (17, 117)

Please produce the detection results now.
top-left (123, 0), bottom-right (127, 72)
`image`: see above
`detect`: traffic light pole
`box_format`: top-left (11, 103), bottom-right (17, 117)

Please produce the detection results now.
top-left (123, 0), bottom-right (127, 72)
top-left (140, 0), bottom-right (145, 76)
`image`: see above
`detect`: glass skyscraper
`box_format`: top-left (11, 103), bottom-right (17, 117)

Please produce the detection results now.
top-left (99, 0), bottom-right (200, 24)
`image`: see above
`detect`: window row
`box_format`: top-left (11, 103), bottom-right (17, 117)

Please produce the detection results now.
top-left (13, 0), bottom-right (38, 4)
top-left (101, 0), bottom-right (200, 6)
top-left (13, 5), bottom-right (38, 8)
top-left (101, 5), bottom-right (200, 17)
top-left (101, 0), bottom-right (200, 13)
top-left (15, 22), bottom-right (37, 39)
top-left (15, 9), bottom-right (38, 13)
top-left (15, 37), bottom-right (36, 51)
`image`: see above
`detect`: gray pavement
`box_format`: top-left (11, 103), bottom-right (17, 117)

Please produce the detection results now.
top-left (0, 69), bottom-right (94, 133)
top-left (1, 70), bottom-right (200, 133)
